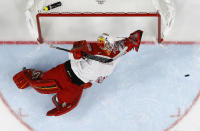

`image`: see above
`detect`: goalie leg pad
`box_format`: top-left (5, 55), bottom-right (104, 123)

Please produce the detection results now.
top-left (13, 68), bottom-right (43, 89)
top-left (13, 68), bottom-right (61, 94)
top-left (30, 79), bottom-right (61, 94)
top-left (13, 69), bottom-right (32, 89)
top-left (47, 88), bottom-right (83, 116)
top-left (27, 63), bottom-right (68, 94)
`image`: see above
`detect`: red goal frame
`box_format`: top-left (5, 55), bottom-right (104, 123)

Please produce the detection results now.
top-left (36, 12), bottom-right (163, 44)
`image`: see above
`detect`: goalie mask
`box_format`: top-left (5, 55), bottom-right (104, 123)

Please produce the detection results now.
top-left (97, 33), bottom-right (114, 52)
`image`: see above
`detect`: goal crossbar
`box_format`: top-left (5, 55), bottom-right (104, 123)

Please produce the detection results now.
top-left (36, 12), bottom-right (162, 44)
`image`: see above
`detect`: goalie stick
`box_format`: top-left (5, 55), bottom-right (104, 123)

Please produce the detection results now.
top-left (50, 45), bottom-right (114, 63)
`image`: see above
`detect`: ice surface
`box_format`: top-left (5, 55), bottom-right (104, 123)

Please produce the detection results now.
top-left (0, 44), bottom-right (200, 131)
top-left (1, 0), bottom-right (200, 130)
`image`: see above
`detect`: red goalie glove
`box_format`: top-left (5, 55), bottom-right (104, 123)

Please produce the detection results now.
top-left (124, 30), bottom-right (143, 52)
top-left (70, 40), bottom-right (91, 59)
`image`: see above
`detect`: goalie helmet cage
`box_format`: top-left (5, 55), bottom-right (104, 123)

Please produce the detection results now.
top-left (36, 12), bottom-right (163, 44)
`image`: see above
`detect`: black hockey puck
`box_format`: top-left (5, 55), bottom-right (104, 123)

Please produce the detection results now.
top-left (184, 74), bottom-right (190, 77)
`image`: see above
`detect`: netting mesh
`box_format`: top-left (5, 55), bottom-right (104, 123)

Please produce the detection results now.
top-left (25, 0), bottom-right (175, 43)
top-left (152, 0), bottom-right (176, 39)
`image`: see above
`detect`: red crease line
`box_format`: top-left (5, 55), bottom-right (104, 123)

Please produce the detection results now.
top-left (0, 91), bottom-right (34, 131)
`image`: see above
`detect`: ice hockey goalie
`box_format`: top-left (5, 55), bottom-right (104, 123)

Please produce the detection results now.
top-left (13, 30), bottom-right (143, 116)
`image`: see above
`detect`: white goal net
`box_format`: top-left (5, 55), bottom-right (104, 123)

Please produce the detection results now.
top-left (25, 0), bottom-right (175, 43)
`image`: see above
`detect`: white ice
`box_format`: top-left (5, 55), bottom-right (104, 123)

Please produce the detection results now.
top-left (0, 43), bottom-right (200, 131)
top-left (1, 0), bottom-right (200, 130)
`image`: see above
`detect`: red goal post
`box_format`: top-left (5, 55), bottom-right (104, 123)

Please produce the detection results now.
top-left (36, 12), bottom-right (163, 44)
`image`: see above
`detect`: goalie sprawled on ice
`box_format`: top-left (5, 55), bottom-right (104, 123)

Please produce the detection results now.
top-left (13, 30), bottom-right (143, 116)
